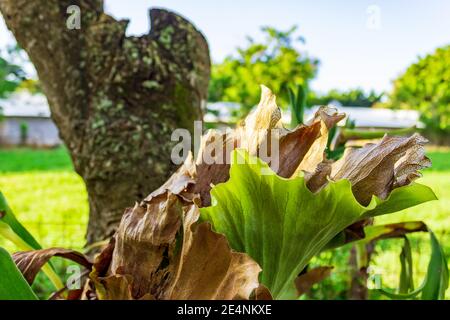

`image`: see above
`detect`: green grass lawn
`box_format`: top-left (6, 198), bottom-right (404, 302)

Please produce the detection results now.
top-left (0, 147), bottom-right (87, 251)
top-left (0, 147), bottom-right (74, 172)
top-left (0, 146), bottom-right (448, 299)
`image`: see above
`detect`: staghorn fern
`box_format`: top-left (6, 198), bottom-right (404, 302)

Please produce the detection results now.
top-left (0, 85), bottom-right (447, 300)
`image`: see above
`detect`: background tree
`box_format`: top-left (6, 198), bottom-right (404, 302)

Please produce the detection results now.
top-left (208, 26), bottom-right (319, 116)
top-left (0, 0), bottom-right (210, 244)
top-left (0, 47), bottom-right (26, 98)
top-left (381, 45), bottom-right (450, 137)
top-left (309, 88), bottom-right (383, 108)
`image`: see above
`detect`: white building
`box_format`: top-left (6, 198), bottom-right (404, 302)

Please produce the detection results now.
top-left (0, 95), bottom-right (421, 147)
top-left (303, 105), bottom-right (422, 129)
top-left (0, 92), bottom-right (61, 146)
top-left (206, 102), bottom-right (422, 129)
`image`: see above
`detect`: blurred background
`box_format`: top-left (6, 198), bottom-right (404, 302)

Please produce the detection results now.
top-left (0, 0), bottom-right (449, 299)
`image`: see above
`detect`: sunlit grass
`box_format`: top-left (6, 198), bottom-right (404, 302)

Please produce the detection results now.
top-left (0, 171), bottom-right (88, 251)
top-left (376, 171), bottom-right (450, 234)
top-left (0, 147), bottom-right (73, 173)
top-left (372, 170), bottom-right (450, 299)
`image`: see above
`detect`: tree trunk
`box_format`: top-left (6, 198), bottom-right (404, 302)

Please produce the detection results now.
top-left (0, 0), bottom-right (210, 244)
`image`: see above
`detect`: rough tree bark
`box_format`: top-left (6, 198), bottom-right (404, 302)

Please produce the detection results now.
top-left (0, 0), bottom-right (210, 244)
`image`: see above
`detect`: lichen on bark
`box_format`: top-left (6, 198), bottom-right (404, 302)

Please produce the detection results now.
top-left (0, 0), bottom-right (211, 244)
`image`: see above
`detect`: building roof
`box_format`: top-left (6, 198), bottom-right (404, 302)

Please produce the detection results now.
top-left (0, 92), bottom-right (50, 118)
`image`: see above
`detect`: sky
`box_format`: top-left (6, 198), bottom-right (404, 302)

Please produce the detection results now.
top-left (1, 0), bottom-right (449, 94)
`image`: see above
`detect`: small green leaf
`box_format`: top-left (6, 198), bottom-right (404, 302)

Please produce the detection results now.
top-left (399, 237), bottom-right (414, 294)
top-left (0, 192), bottom-right (62, 290)
top-left (421, 231), bottom-right (449, 300)
top-left (0, 247), bottom-right (38, 300)
top-left (287, 84), bottom-right (307, 127)
top-left (295, 84), bottom-right (306, 124)
top-left (287, 87), bottom-right (298, 127)
top-left (362, 183), bottom-right (437, 219)
top-left (377, 230), bottom-right (449, 300)
top-left (0, 192), bottom-right (41, 250)
top-left (378, 285), bottom-right (423, 300)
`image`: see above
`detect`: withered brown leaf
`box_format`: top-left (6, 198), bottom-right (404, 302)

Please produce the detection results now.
top-left (193, 85), bottom-right (344, 206)
top-left (331, 133), bottom-right (431, 205)
top-left (102, 187), bottom-right (260, 299)
top-left (13, 248), bottom-right (92, 285)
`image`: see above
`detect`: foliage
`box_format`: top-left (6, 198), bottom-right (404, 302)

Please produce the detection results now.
top-left (342, 220), bottom-right (448, 300)
top-left (305, 156), bottom-right (450, 300)
top-left (373, 231), bottom-right (448, 300)
top-left (309, 88), bottom-right (383, 107)
top-left (1, 147), bottom-right (449, 299)
top-left (382, 45), bottom-right (450, 135)
top-left (0, 45), bottom-right (36, 121)
top-left (19, 122), bottom-right (28, 146)
top-left (200, 149), bottom-right (436, 299)
top-left (421, 232), bottom-right (449, 299)
top-left (208, 26), bottom-right (319, 116)
top-left (78, 87), bottom-right (440, 300)
top-left (0, 247), bottom-right (37, 300)
top-left (0, 192), bottom-right (41, 250)
top-left (326, 117), bottom-right (355, 160)
top-left (287, 83), bottom-right (308, 127)
top-left (285, 83), bottom-right (385, 160)
top-left (0, 88), bottom-right (448, 299)
top-left (0, 193), bottom-right (65, 293)
top-left (0, 46), bottom-right (26, 98)
top-left (16, 79), bottom-right (41, 94)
